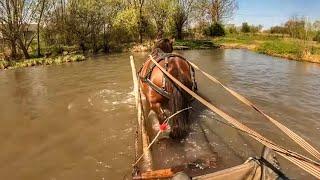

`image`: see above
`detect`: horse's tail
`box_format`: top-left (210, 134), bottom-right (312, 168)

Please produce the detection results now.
top-left (167, 68), bottom-right (191, 139)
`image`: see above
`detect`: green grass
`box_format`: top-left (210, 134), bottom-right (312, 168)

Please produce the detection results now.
top-left (174, 39), bottom-right (218, 49)
top-left (215, 33), bottom-right (281, 45)
top-left (257, 40), bottom-right (302, 56)
top-left (215, 33), bottom-right (320, 62)
top-left (0, 54), bottom-right (86, 70)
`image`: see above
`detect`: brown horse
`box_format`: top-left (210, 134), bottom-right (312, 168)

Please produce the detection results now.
top-left (139, 39), bottom-right (196, 139)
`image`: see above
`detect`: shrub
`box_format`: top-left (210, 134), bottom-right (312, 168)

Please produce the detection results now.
top-left (112, 8), bottom-right (139, 42)
top-left (204, 23), bottom-right (225, 37)
top-left (241, 22), bottom-right (250, 33)
top-left (227, 26), bottom-right (238, 34)
top-left (314, 31), bottom-right (320, 43)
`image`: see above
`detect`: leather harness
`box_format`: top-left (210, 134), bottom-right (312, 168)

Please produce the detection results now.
top-left (139, 50), bottom-right (197, 100)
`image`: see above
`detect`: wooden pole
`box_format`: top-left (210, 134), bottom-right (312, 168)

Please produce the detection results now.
top-left (130, 56), bottom-right (153, 171)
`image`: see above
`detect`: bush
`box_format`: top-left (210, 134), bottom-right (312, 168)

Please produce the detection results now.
top-left (241, 22), bottom-right (250, 33)
top-left (314, 31), bottom-right (320, 43)
top-left (112, 8), bottom-right (139, 42)
top-left (204, 23), bottom-right (225, 37)
top-left (227, 26), bottom-right (238, 34)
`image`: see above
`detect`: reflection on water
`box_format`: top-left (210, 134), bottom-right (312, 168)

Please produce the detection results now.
top-left (0, 50), bottom-right (319, 179)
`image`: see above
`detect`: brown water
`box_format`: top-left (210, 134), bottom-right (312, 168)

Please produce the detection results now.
top-left (0, 49), bottom-right (319, 179)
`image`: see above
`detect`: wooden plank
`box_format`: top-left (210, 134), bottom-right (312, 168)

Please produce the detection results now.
top-left (130, 55), bottom-right (153, 171)
top-left (132, 168), bottom-right (176, 180)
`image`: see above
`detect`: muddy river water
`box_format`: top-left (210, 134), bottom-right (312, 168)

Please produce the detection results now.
top-left (0, 49), bottom-right (319, 179)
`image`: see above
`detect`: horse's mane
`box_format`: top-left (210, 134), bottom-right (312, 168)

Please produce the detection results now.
top-left (150, 48), bottom-right (165, 59)
top-left (152, 38), bottom-right (173, 55)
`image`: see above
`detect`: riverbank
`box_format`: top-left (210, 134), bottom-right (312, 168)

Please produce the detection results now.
top-left (128, 39), bottom-right (218, 52)
top-left (215, 34), bottom-right (320, 63)
top-left (2, 34), bottom-right (319, 70)
top-left (0, 54), bottom-right (86, 70)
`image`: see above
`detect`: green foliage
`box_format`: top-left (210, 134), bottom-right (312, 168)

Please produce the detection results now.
top-left (227, 26), bottom-right (238, 34)
top-left (112, 8), bottom-right (139, 42)
top-left (270, 26), bottom-right (288, 34)
top-left (147, 0), bottom-right (174, 38)
top-left (313, 31), bottom-right (320, 43)
top-left (240, 22), bottom-right (262, 33)
top-left (250, 25), bottom-right (263, 33)
top-left (285, 18), bottom-right (306, 39)
top-left (241, 22), bottom-right (251, 33)
top-left (174, 39), bottom-right (217, 49)
top-left (257, 40), bottom-right (301, 55)
top-left (204, 23), bottom-right (225, 37)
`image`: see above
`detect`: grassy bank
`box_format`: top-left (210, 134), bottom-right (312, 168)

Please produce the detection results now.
top-left (127, 39), bottom-right (218, 52)
top-left (215, 34), bottom-right (320, 63)
top-left (0, 54), bottom-right (86, 70)
top-left (174, 39), bottom-right (218, 50)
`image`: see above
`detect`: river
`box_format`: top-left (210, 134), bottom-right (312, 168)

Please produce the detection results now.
top-left (0, 49), bottom-right (319, 179)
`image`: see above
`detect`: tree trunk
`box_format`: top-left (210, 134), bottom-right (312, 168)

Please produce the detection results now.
top-left (139, 32), bottom-right (143, 44)
top-left (37, 0), bottom-right (46, 57)
top-left (17, 38), bottom-right (30, 59)
top-left (103, 25), bottom-right (109, 53)
top-left (138, 8), bottom-right (143, 43)
top-left (37, 23), bottom-right (41, 57)
top-left (80, 41), bottom-right (86, 54)
top-left (156, 28), bottom-right (164, 40)
top-left (176, 23), bottom-right (183, 40)
top-left (10, 40), bottom-right (17, 60)
top-left (91, 28), bottom-right (97, 53)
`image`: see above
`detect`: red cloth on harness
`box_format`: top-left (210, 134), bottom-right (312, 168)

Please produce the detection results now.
top-left (160, 123), bottom-right (169, 131)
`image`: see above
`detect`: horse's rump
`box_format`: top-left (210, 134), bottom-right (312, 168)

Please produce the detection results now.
top-left (139, 52), bottom-right (196, 139)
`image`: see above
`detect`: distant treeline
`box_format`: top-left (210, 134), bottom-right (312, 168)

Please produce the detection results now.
top-left (225, 17), bottom-right (320, 42)
top-left (0, 0), bottom-right (238, 60)
top-left (0, 0), bottom-right (319, 61)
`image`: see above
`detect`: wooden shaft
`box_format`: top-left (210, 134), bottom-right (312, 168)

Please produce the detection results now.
top-left (130, 56), bottom-right (153, 171)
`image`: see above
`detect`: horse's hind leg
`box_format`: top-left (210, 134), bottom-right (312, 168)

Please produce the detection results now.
top-left (148, 102), bottom-right (171, 137)
top-left (151, 102), bottom-right (167, 124)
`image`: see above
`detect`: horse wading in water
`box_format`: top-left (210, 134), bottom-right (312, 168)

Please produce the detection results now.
top-left (139, 39), bottom-right (197, 139)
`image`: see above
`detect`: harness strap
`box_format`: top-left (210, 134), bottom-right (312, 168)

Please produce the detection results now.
top-left (140, 51), bottom-right (197, 100)
top-left (162, 57), bottom-right (169, 89)
top-left (140, 77), bottom-right (171, 99)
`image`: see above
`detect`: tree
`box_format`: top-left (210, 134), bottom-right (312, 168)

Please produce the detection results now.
top-left (250, 24), bottom-right (263, 33)
top-left (313, 20), bottom-right (320, 31)
top-left (35, 0), bottom-right (50, 57)
top-left (270, 25), bottom-right (287, 34)
top-left (241, 22), bottom-right (250, 33)
top-left (148, 0), bottom-right (173, 39)
top-left (0, 0), bottom-right (37, 59)
top-left (172, 0), bottom-right (194, 39)
top-left (205, 22), bottom-right (225, 37)
top-left (112, 7), bottom-right (139, 42)
top-left (285, 16), bottom-right (306, 39)
top-left (314, 31), bottom-right (320, 43)
top-left (65, 0), bottom-right (109, 53)
top-left (129, 0), bottom-right (146, 43)
top-left (199, 0), bottom-right (238, 24)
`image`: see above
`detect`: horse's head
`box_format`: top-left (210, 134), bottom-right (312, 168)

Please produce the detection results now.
top-left (153, 38), bottom-right (175, 53)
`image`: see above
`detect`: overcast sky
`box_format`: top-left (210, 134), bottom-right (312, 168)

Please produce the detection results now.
top-left (228, 0), bottom-right (320, 29)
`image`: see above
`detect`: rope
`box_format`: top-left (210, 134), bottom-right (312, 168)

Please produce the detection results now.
top-left (188, 61), bottom-right (320, 161)
top-left (149, 55), bottom-right (320, 179)
top-left (132, 107), bottom-right (192, 167)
